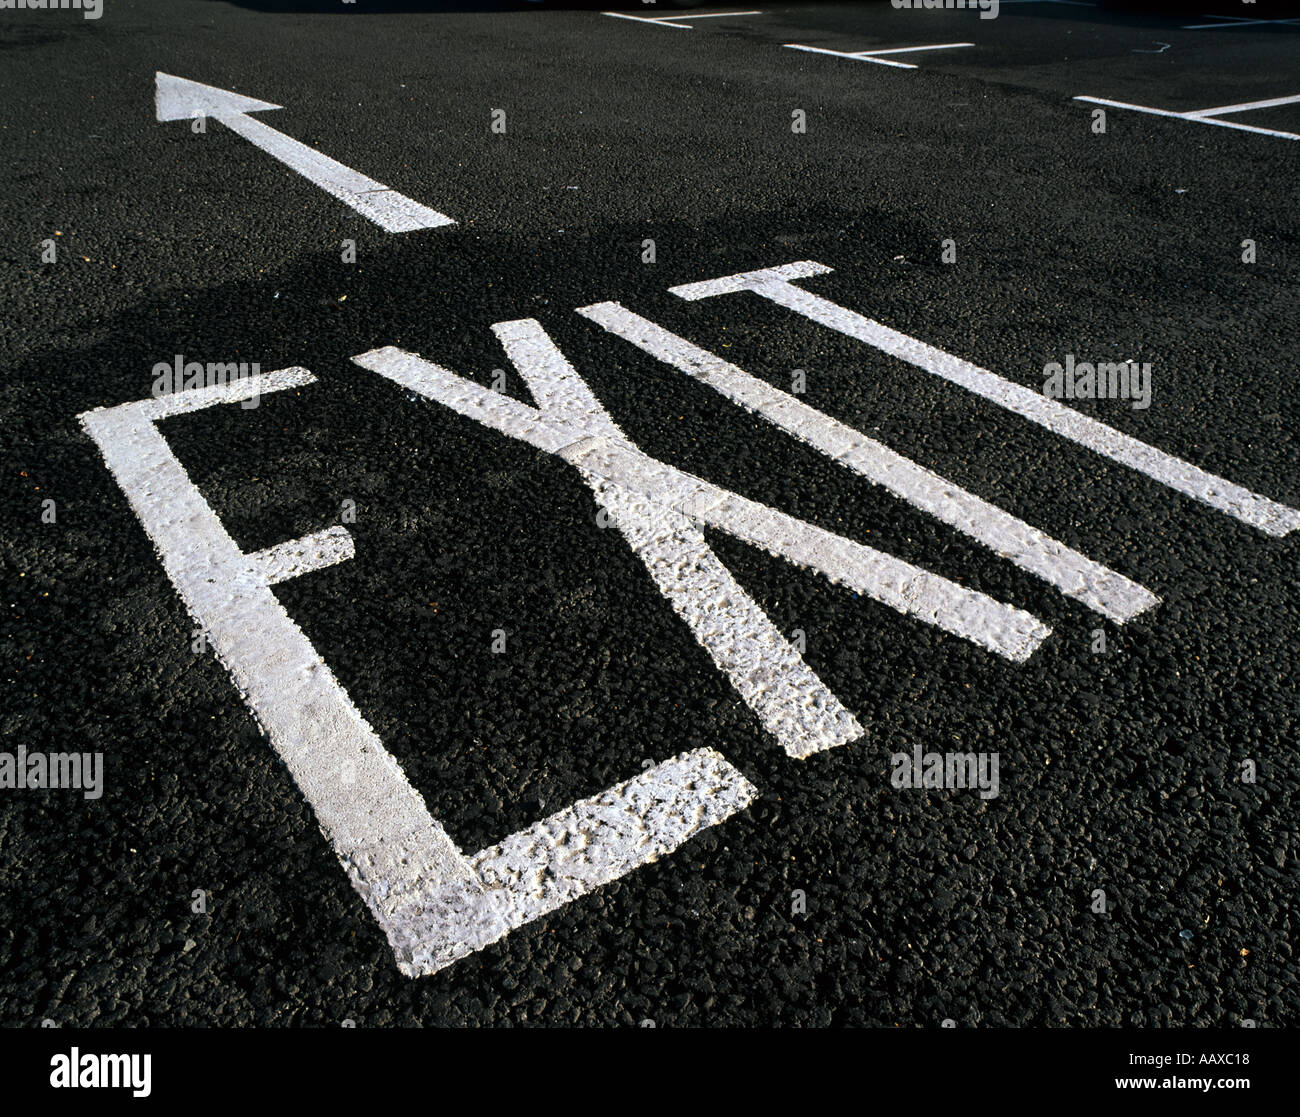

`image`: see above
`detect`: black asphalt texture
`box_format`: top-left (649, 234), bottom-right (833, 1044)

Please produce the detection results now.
top-left (2, 0), bottom-right (1298, 1028)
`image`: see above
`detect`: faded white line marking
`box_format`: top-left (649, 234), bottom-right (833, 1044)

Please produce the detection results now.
top-left (1186, 94), bottom-right (1300, 117)
top-left (1073, 95), bottom-right (1300, 141)
top-left (578, 301), bottom-right (1159, 624)
top-left (670, 262), bottom-right (1300, 536)
top-left (1181, 15), bottom-right (1300, 30)
top-left (79, 372), bottom-right (753, 976)
top-left (601, 10), bottom-right (762, 31)
top-left (155, 73), bottom-right (456, 232)
top-left (785, 43), bottom-right (974, 69)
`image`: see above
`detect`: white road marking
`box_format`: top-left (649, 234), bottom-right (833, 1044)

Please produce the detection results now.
top-left (1186, 94), bottom-right (1300, 117)
top-left (1073, 95), bottom-right (1300, 141)
top-left (591, 480), bottom-right (863, 757)
top-left (154, 72), bottom-right (456, 233)
top-left (79, 373), bottom-right (754, 976)
top-left (462, 748), bottom-right (756, 971)
top-left (247, 526), bottom-right (356, 586)
top-left (601, 10), bottom-right (761, 31)
top-left (785, 43), bottom-right (974, 70)
top-left (1181, 15), bottom-right (1300, 30)
top-left (577, 301), bottom-right (1159, 624)
top-left (486, 317), bottom-right (862, 756)
top-left (355, 327), bottom-right (1051, 751)
top-left (670, 263), bottom-right (1300, 537)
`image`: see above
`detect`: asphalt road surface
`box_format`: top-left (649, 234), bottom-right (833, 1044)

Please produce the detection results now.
top-left (2, 0), bottom-right (1298, 1030)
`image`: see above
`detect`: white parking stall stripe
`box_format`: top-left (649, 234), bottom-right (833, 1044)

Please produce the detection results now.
top-left (670, 263), bottom-right (1300, 537)
top-left (1073, 96), bottom-right (1300, 141)
top-left (1186, 94), bottom-right (1300, 117)
top-left (578, 301), bottom-right (1159, 624)
top-left (1071, 97), bottom-right (1189, 121)
top-left (80, 372), bottom-right (755, 977)
top-left (785, 43), bottom-right (974, 69)
top-left (601, 10), bottom-right (762, 31)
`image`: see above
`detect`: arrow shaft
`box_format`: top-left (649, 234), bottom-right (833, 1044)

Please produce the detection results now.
top-left (218, 112), bottom-right (454, 233)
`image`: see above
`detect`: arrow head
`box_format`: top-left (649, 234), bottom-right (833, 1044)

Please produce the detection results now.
top-left (155, 72), bottom-right (282, 122)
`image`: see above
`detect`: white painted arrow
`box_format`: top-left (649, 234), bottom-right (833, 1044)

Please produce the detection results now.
top-left (155, 72), bottom-right (455, 233)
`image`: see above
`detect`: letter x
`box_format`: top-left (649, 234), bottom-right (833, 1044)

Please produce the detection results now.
top-left (354, 319), bottom-right (1052, 760)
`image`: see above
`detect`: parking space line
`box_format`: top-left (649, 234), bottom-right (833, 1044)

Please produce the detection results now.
top-left (670, 263), bottom-right (1300, 537)
top-left (1186, 94), bottom-right (1300, 117)
top-left (785, 43), bottom-right (974, 69)
top-left (1074, 95), bottom-right (1300, 141)
top-left (601, 10), bottom-right (761, 31)
top-left (1182, 15), bottom-right (1300, 30)
top-left (579, 301), bottom-right (1159, 624)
